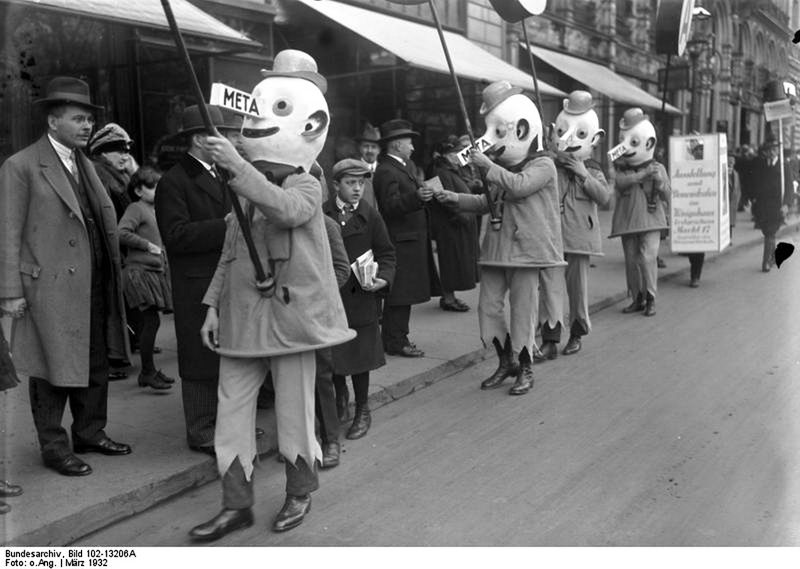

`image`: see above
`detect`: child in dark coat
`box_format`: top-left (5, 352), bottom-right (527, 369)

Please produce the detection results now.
top-left (323, 159), bottom-right (396, 439)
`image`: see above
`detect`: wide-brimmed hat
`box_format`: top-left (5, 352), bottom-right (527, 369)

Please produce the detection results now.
top-left (34, 76), bottom-right (103, 113)
top-left (356, 122), bottom-right (381, 143)
top-left (332, 158), bottom-right (373, 180)
top-left (619, 108), bottom-right (650, 130)
top-left (260, 49), bottom-right (327, 94)
top-left (562, 90), bottom-right (594, 115)
top-left (379, 119), bottom-right (419, 143)
top-left (178, 105), bottom-right (228, 136)
top-left (479, 80), bottom-right (523, 116)
top-left (219, 109), bottom-right (244, 132)
top-left (88, 123), bottom-right (132, 156)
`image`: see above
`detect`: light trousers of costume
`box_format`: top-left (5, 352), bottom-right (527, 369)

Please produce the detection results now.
top-left (215, 352), bottom-right (321, 492)
top-left (537, 266), bottom-right (565, 344)
top-left (620, 231), bottom-right (660, 299)
top-left (565, 253), bottom-right (591, 336)
top-left (478, 266), bottom-right (541, 360)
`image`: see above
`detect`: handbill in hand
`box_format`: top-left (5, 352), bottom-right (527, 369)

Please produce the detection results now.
top-left (425, 176), bottom-right (444, 194)
top-left (351, 249), bottom-right (378, 289)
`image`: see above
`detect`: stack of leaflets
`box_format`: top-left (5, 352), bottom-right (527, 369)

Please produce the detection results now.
top-left (351, 249), bottom-right (378, 289)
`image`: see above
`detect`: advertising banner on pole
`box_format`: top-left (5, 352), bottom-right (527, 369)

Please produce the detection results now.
top-left (668, 133), bottom-right (730, 253)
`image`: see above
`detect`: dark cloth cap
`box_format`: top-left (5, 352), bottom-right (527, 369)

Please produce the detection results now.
top-left (332, 158), bottom-right (372, 180)
top-left (35, 76), bottom-right (103, 112)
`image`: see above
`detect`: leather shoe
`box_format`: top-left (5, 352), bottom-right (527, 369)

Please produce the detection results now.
top-left (532, 345), bottom-right (546, 363)
top-left (0, 480), bottom-right (23, 498)
top-left (138, 370), bottom-right (172, 390)
top-left (346, 407), bottom-right (371, 440)
top-left (386, 344), bottom-right (424, 357)
top-left (644, 299), bottom-right (656, 317)
top-left (622, 294), bottom-right (645, 314)
top-left (189, 508), bottom-right (254, 542)
top-left (189, 444), bottom-right (216, 457)
top-left (43, 454), bottom-right (92, 476)
top-left (108, 370), bottom-right (128, 381)
top-left (321, 442), bottom-right (340, 469)
top-left (540, 341), bottom-right (558, 360)
top-left (562, 336), bottom-right (581, 356)
top-left (440, 298), bottom-right (469, 312)
top-left (272, 494), bottom-right (311, 532)
top-left (74, 437), bottom-right (131, 456)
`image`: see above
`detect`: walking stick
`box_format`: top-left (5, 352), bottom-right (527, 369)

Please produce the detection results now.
top-left (160, 0), bottom-right (275, 297)
top-left (426, 0), bottom-right (503, 230)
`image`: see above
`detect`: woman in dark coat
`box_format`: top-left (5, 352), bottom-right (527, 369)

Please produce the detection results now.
top-left (1, 323), bottom-right (23, 515)
top-left (429, 136), bottom-right (479, 311)
top-left (323, 159), bottom-right (396, 440)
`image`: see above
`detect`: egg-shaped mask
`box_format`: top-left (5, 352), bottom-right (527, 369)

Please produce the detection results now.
top-left (551, 90), bottom-right (604, 161)
top-left (482, 93), bottom-right (543, 167)
top-left (617, 108), bottom-right (656, 167)
top-left (242, 76), bottom-right (329, 171)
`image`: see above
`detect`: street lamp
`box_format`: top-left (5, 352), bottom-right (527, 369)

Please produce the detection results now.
top-left (686, 38), bottom-right (708, 132)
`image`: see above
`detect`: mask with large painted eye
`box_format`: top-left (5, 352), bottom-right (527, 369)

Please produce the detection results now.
top-left (242, 76), bottom-right (330, 170)
top-left (617, 108), bottom-right (656, 166)
top-left (481, 93), bottom-right (543, 167)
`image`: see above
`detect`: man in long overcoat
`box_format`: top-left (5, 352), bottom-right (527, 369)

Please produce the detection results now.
top-left (0, 77), bottom-right (130, 476)
top-left (373, 119), bottom-right (440, 357)
top-left (155, 105), bottom-right (232, 454)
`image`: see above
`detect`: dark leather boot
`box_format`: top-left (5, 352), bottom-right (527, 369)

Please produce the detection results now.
top-left (189, 508), bottom-right (254, 542)
top-left (346, 406), bottom-right (371, 440)
top-left (509, 348), bottom-right (534, 395)
top-left (480, 335), bottom-right (518, 390)
top-left (272, 495), bottom-right (311, 532)
top-left (540, 341), bottom-right (558, 360)
top-left (644, 294), bottom-right (656, 317)
top-left (336, 385), bottom-right (350, 423)
top-left (622, 292), bottom-right (645, 313)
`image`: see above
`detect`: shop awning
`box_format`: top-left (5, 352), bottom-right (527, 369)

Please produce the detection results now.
top-left (4, 0), bottom-right (259, 48)
top-left (521, 43), bottom-right (683, 115)
top-left (295, 0), bottom-right (565, 98)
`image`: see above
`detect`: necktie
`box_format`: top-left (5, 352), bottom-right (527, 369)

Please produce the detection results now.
top-left (69, 152), bottom-right (79, 180)
top-left (340, 203), bottom-right (354, 225)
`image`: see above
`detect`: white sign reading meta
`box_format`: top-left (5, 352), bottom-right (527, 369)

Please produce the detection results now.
top-left (210, 83), bottom-right (260, 117)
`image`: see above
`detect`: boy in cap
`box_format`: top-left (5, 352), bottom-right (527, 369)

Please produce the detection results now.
top-left (324, 158), bottom-right (396, 440)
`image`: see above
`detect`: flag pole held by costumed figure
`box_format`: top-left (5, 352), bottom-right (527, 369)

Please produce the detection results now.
top-left (160, 0), bottom-right (276, 297)
top-left (385, 0), bottom-right (503, 229)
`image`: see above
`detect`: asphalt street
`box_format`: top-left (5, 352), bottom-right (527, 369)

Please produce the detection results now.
top-left (78, 235), bottom-right (800, 546)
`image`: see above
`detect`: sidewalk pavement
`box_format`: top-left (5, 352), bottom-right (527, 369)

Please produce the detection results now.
top-left (2, 207), bottom-right (798, 546)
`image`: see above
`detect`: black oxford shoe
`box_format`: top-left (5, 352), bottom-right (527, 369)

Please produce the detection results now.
top-left (321, 442), bottom-right (341, 469)
top-left (272, 495), bottom-right (311, 532)
top-left (0, 480), bottom-right (23, 498)
top-left (562, 336), bottom-right (581, 356)
top-left (43, 454), bottom-right (92, 476)
top-left (74, 437), bottom-right (131, 456)
top-left (540, 341), bottom-right (558, 360)
top-left (189, 508), bottom-right (254, 542)
top-left (386, 344), bottom-right (425, 357)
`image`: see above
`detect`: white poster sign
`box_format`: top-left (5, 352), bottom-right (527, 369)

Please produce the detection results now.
top-left (668, 133), bottom-right (730, 253)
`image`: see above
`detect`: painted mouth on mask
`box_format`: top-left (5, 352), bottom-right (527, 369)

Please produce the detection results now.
top-left (243, 127), bottom-right (280, 138)
top-left (486, 145), bottom-right (505, 158)
top-left (563, 145), bottom-right (581, 153)
top-left (623, 150), bottom-right (637, 157)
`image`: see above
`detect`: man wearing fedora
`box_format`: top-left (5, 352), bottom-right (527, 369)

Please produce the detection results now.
top-left (155, 104), bottom-right (233, 456)
top-left (373, 119), bottom-right (440, 358)
top-left (0, 76), bottom-right (131, 476)
top-left (752, 135), bottom-right (793, 272)
top-left (354, 122), bottom-right (381, 210)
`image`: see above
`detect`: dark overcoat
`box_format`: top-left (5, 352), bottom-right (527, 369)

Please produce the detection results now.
top-left (373, 155), bottom-right (440, 305)
top-left (429, 161), bottom-right (478, 291)
top-left (752, 157), bottom-right (793, 236)
top-left (92, 158), bottom-right (131, 220)
top-left (155, 153), bottom-right (230, 382)
top-left (0, 136), bottom-right (128, 387)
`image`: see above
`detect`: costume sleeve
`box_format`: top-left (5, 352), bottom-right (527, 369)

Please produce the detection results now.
top-left (0, 157), bottom-right (29, 299)
top-left (324, 216), bottom-right (351, 289)
top-left (117, 204), bottom-right (151, 251)
top-left (373, 168), bottom-right (423, 219)
top-left (485, 157), bottom-right (555, 199)
top-left (613, 166), bottom-right (648, 192)
top-left (154, 172), bottom-right (227, 255)
top-left (227, 162), bottom-right (319, 228)
top-left (456, 192), bottom-right (491, 214)
top-left (202, 213), bottom-right (237, 309)
top-left (372, 213), bottom-right (397, 291)
top-left (583, 166), bottom-right (612, 207)
top-left (651, 162), bottom-right (671, 204)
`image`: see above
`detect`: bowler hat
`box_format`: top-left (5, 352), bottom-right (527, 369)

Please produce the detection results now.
top-left (379, 119), bottom-right (419, 143)
top-left (479, 80), bottom-right (523, 116)
top-left (260, 49), bottom-right (327, 94)
top-left (619, 108), bottom-right (650, 130)
top-left (88, 123), bottom-right (132, 156)
top-left (35, 76), bottom-right (103, 113)
top-left (332, 158), bottom-right (372, 180)
top-left (178, 105), bottom-right (228, 136)
top-left (355, 122), bottom-right (381, 143)
top-left (562, 90), bottom-right (594, 115)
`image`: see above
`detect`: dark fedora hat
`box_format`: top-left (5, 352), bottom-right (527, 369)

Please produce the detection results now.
top-left (34, 76), bottom-right (103, 112)
top-left (379, 119), bottom-right (419, 143)
top-left (355, 122), bottom-right (381, 143)
top-left (178, 104), bottom-right (228, 136)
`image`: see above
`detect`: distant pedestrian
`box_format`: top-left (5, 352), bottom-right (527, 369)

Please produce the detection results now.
top-left (324, 159), bottom-right (396, 440)
top-left (728, 150), bottom-right (741, 242)
top-left (429, 135), bottom-right (478, 312)
top-left (752, 136), bottom-right (793, 272)
top-left (373, 119), bottom-right (440, 358)
top-left (1, 324), bottom-right (23, 515)
top-left (118, 167), bottom-right (175, 390)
